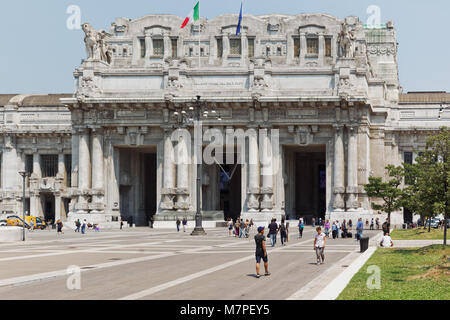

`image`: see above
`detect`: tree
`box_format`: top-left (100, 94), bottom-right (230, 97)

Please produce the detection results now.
top-left (403, 127), bottom-right (449, 245)
top-left (364, 165), bottom-right (405, 224)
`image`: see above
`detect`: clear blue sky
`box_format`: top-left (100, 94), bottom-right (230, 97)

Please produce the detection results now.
top-left (0, 0), bottom-right (448, 94)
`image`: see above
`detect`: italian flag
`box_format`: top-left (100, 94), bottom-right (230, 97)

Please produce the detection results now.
top-left (181, 1), bottom-right (200, 29)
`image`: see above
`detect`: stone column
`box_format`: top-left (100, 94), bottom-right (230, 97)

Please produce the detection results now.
top-left (71, 130), bottom-right (79, 188)
top-left (260, 129), bottom-right (273, 211)
top-left (161, 130), bottom-right (175, 210)
top-left (91, 129), bottom-right (104, 211)
top-left (58, 153), bottom-right (65, 183)
top-left (55, 193), bottom-right (62, 222)
top-left (347, 126), bottom-right (359, 209)
top-left (30, 150), bottom-right (41, 217)
top-left (145, 34), bottom-right (153, 59)
top-left (333, 125), bottom-right (345, 210)
top-left (286, 33), bottom-right (294, 64)
top-left (77, 128), bottom-right (91, 212)
top-left (176, 133), bottom-right (189, 211)
top-left (32, 152), bottom-right (41, 178)
top-left (299, 32), bottom-right (306, 66)
top-left (222, 33), bottom-right (230, 65)
top-left (164, 34), bottom-right (171, 59)
top-left (241, 33), bottom-right (248, 64)
top-left (318, 33), bottom-right (325, 66)
top-left (247, 128), bottom-right (260, 212)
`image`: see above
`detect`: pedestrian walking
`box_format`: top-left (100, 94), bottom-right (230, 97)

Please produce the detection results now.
top-left (318, 217), bottom-right (322, 227)
top-left (332, 221), bottom-right (337, 239)
top-left (335, 220), bottom-right (341, 238)
top-left (313, 227), bottom-right (326, 265)
top-left (182, 217), bottom-right (187, 232)
top-left (239, 219), bottom-right (246, 238)
top-left (235, 219), bottom-right (240, 237)
top-left (227, 218), bottom-right (233, 236)
top-left (382, 219), bottom-right (389, 235)
top-left (56, 219), bottom-right (64, 235)
top-left (341, 219), bottom-right (348, 238)
top-left (176, 218), bottom-right (181, 232)
top-left (298, 218), bottom-right (304, 238)
top-left (365, 219), bottom-right (369, 228)
top-left (245, 219), bottom-right (250, 238)
top-left (254, 226), bottom-right (270, 278)
top-left (370, 218), bottom-right (374, 230)
top-left (75, 219), bottom-right (81, 232)
top-left (280, 219), bottom-right (287, 246)
top-left (312, 217), bottom-right (316, 227)
top-left (376, 217), bottom-right (380, 230)
top-left (286, 221), bottom-right (290, 242)
top-left (81, 220), bottom-right (87, 234)
top-left (324, 220), bottom-right (330, 238)
top-left (120, 219), bottom-right (124, 230)
top-left (268, 218), bottom-right (278, 247)
top-left (150, 215), bottom-right (154, 228)
top-left (356, 218), bottom-right (364, 241)
top-left (348, 219), bottom-right (353, 230)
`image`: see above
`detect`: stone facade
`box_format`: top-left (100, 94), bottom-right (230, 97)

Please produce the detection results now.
top-left (1, 13), bottom-right (449, 227)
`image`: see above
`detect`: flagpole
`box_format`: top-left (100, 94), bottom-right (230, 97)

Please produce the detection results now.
top-left (198, 3), bottom-right (201, 68)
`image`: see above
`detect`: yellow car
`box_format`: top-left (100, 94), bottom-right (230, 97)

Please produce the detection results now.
top-left (6, 215), bottom-right (46, 229)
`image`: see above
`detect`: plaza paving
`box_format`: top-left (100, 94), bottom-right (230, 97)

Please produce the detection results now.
top-left (0, 226), bottom-right (379, 300)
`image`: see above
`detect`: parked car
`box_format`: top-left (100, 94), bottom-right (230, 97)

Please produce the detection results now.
top-left (430, 219), bottom-right (441, 229)
top-left (0, 219), bottom-right (7, 227)
top-left (6, 215), bottom-right (32, 228)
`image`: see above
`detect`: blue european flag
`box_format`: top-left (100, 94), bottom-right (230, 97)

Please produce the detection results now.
top-left (236, 2), bottom-right (243, 35)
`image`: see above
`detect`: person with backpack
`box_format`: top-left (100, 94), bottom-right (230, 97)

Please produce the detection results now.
top-left (56, 219), bottom-right (64, 235)
top-left (280, 219), bottom-right (287, 246)
top-left (268, 219), bottom-right (279, 247)
top-left (356, 218), bottom-right (364, 241)
top-left (254, 226), bottom-right (270, 278)
top-left (176, 218), bottom-right (181, 232)
top-left (298, 218), bottom-right (304, 239)
top-left (75, 219), bottom-right (81, 232)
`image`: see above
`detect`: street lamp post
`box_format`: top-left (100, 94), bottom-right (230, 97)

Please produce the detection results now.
top-left (18, 171), bottom-right (30, 241)
top-left (172, 96), bottom-right (221, 236)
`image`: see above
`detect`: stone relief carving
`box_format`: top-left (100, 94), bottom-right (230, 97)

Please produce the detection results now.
top-left (367, 44), bottom-right (396, 56)
top-left (81, 23), bottom-right (113, 64)
top-left (337, 22), bottom-right (356, 58)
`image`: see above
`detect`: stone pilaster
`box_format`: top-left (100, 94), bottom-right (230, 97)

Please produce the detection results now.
top-left (77, 128), bottom-right (90, 213)
top-left (260, 129), bottom-right (273, 211)
top-left (247, 128), bottom-right (260, 212)
top-left (175, 133), bottom-right (190, 211)
top-left (346, 125), bottom-right (359, 209)
top-left (161, 130), bottom-right (176, 210)
top-left (91, 128), bottom-right (105, 212)
top-left (333, 125), bottom-right (345, 210)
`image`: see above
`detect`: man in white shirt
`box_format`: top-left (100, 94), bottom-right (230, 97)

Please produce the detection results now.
top-left (314, 227), bottom-right (327, 265)
top-left (380, 232), bottom-right (394, 247)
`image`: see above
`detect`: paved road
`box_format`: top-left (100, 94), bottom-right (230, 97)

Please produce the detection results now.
top-left (0, 226), bottom-right (379, 300)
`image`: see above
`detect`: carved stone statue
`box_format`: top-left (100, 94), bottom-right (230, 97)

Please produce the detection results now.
top-left (82, 23), bottom-right (112, 64)
top-left (337, 22), bottom-right (356, 58)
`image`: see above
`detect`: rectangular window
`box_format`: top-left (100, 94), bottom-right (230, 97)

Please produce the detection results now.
top-left (64, 154), bottom-right (72, 187)
top-left (171, 38), bottom-right (178, 58)
top-left (229, 38), bottom-right (242, 55)
top-left (248, 38), bottom-right (255, 58)
top-left (266, 47), bottom-right (270, 56)
top-left (293, 37), bottom-right (300, 57)
top-left (25, 155), bottom-right (33, 174)
top-left (140, 39), bottom-right (146, 58)
top-left (276, 47), bottom-right (282, 56)
top-left (217, 38), bottom-right (223, 58)
top-left (325, 38), bottom-right (332, 57)
top-left (306, 38), bottom-right (319, 56)
top-left (404, 152), bottom-right (413, 165)
top-left (152, 39), bottom-right (164, 56)
top-left (41, 155), bottom-right (58, 178)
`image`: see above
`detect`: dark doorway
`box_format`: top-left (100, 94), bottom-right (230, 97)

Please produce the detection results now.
top-left (41, 193), bottom-right (55, 222)
top-left (219, 163), bottom-right (242, 221)
top-left (403, 208), bottom-right (413, 224)
top-left (295, 152), bottom-right (326, 221)
top-left (142, 153), bottom-right (157, 226)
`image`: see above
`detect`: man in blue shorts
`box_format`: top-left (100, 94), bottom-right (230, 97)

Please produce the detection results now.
top-left (255, 226), bottom-right (271, 278)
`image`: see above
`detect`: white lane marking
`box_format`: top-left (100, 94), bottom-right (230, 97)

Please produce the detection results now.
top-left (0, 236), bottom-right (248, 288)
top-left (118, 239), bottom-right (313, 300)
top-left (0, 240), bottom-right (177, 263)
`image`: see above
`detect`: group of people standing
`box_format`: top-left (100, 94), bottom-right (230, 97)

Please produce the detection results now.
top-left (227, 218), bottom-right (254, 238)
